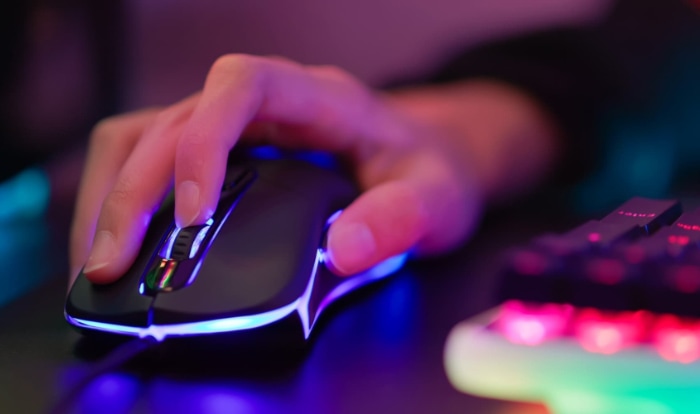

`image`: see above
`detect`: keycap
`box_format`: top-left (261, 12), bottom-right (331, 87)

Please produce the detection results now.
top-left (498, 197), bottom-right (694, 314)
top-left (532, 198), bottom-right (681, 257)
top-left (534, 221), bottom-right (641, 255)
top-left (600, 197), bottom-right (682, 232)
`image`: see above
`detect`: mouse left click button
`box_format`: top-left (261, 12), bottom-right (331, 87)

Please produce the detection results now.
top-left (65, 269), bottom-right (154, 329)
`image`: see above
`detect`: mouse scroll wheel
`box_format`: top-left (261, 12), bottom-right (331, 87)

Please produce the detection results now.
top-left (162, 223), bottom-right (212, 261)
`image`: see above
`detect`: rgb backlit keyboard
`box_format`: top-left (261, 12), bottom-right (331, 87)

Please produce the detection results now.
top-left (444, 198), bottom-right (700, 414)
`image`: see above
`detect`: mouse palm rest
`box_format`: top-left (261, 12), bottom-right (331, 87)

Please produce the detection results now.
top-left (65, 156), bottom-right (408, 341)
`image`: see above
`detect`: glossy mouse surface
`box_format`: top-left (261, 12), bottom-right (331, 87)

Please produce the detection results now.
top-left (65, 152), bottom-right (408, 341)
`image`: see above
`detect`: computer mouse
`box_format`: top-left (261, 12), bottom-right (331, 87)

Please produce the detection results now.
top-left (65, 149), bottom-right (408, 342)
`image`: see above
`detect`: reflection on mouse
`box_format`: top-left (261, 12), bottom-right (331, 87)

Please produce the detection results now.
top-left (65, 149), bottom-right (408, 342)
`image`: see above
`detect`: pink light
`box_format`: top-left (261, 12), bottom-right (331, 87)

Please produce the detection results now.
top-left (617, 210), bottom-right (656, 218)
top-left (587, 232), bottom-right (601, 243)
top-left (579, 323), bottom-right (624, 354)
top-left (575, 309), bottom-right (647, 355)
top-left (653, 316), bottom-right (700, 364)
top-left (503, 317), bottom-right (547, 345)
top-left (668, 235), bottom-right (690, 246)
top-left (497, 301), bottom-right (570, 346)
top-left (656, 329), bottom-right (700, 364)
top-left (676, 223), bottom-right (700, 232)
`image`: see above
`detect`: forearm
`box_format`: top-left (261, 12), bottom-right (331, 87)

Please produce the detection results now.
top-left (386, 79), bottom-right (561, 204)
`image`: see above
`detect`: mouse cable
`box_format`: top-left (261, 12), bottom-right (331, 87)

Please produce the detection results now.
top-left (48, 336), bottom-right (159, 414)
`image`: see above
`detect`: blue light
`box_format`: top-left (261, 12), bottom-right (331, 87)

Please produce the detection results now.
top-left (247, 145), bottom-right (283, 160)
top-left (62, 372), bottom-right (141, 414)
top-left (293, 150), bottom-right (336, 170)
top-left (67, 300), bottom-right (300, 341)
top-left (148, 381), bottom-right (271, 414)
top-left (313, 253), bottom-right (409, 330)
top-left (247, 146), bottom-right (337, 170)
top-left (66, 316), bottom-right (145, 337)
top-left (0, 167), bottom-right (50, 221)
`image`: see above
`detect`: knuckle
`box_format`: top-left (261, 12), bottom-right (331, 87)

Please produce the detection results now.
top-left (106, 188), bottom-right (132, 207)
top-left (209, 53), bottom-right (265, 85)
top-left (102, 177), bottom-right (137, 214)
top-left (389, 183), bottom-right (430, 231)
top-left (310, 64), bottom-right (353, 82)
top-left (178, 132), bottom-right (209, 156)
top-left (89, 116), bottom-right (124, 148)
top-left (176, 134), bottom-right (209, 173)
top-left (262, 54), bottom-right (296, 65)
top-left (310, 63), bottom-right (374, 114)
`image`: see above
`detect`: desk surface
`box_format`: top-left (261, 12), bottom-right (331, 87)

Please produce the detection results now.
top-left (0, 193), bottom-right (558, 414)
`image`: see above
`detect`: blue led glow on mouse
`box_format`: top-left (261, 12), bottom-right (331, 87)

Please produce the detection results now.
top-left (65, 153), bottom-right (409, 342)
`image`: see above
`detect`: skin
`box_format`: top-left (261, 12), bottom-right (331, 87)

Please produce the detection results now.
top-left (69, 54), bottom-right (560, 286)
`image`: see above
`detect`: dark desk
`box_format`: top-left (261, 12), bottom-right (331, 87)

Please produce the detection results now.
top-left (0, 193), bottom-right (558, 414)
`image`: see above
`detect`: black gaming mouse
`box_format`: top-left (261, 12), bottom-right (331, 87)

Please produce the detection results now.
top-left (65, 149), bottom-right (408, 343)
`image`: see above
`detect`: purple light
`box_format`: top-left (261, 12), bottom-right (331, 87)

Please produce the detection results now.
top-left (326, 210), bottom-right (342, 225)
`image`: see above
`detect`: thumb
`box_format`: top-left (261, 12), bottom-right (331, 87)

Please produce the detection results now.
top-left (326, 169), bottom-right (479, 275)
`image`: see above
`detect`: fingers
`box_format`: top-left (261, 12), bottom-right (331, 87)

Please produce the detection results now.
top-left (326, 150), bottom-right (482, 276)
top-left (83, 95), bottom-right (199, 284)
top-left (70, 109), bottom-right (159, 285)
top-left (72, 53), bottom-right (478, 288)
top-left (173, 54), bottom-right (403, 227)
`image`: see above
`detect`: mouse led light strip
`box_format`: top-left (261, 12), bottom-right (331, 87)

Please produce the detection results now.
top-left (67, 252), bottom-right (407, 341)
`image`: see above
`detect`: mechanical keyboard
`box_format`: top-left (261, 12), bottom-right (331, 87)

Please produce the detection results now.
top-left (444, 197), bottom-right (700, 414)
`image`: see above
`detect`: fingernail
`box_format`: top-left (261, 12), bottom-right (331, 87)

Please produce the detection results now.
top-left (176, 180), bottom-right (201, 227)
top-left (327, 222), bottom-right (376, 275)
top-left (84, 231), bottom-right (116, 274)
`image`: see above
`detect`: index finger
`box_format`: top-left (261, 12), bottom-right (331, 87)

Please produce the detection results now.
top-left (173, 54), bottom-right (409, 228)
top-left (70, 109), bottom-right (159, 283)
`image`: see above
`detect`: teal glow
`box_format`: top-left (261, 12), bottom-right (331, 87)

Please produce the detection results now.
top-left (0, 167), bottom-right (50, 221)
top-left (0, 169), bottom-right (53, 307)
top-left (573, 115), bottom-right (675, 215)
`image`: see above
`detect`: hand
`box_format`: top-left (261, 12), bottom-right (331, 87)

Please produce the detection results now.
top-left (70, 54), bottom-right (486, 286)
